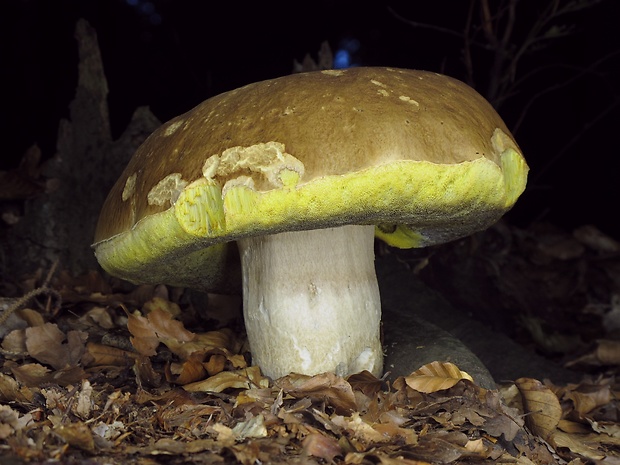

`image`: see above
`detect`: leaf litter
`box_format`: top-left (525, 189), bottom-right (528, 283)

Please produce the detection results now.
top-left (2, 229), bottom-right (620, 463)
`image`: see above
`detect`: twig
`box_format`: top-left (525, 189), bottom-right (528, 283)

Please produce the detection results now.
top-left (511, 49), bottom-right (620, 134)
top-left (0, 260), bottom-right (61, 326)
top-left (387, 6), bottom-right (465, 40)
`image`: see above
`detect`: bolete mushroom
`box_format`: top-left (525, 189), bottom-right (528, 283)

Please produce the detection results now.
top-left (93, 67), bottom-right (528, 379)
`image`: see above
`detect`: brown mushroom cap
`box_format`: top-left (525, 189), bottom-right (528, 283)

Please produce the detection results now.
top-left (93, 67), bottom-right (528, 291)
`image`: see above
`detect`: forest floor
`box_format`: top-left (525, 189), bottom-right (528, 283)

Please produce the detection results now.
top-left (1, 220), bottom-right (620, 464)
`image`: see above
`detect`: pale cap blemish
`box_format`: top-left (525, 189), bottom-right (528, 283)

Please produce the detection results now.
top-left (370, 79), bottom-right (387, 88)
top-left (200, 142), bottom-right (305, 191)
top-left (399, 95), bottom-right (420, 107)
top-left (164, 120), bottom-right (184, 137)
top-left (321, 69), bottom-right (345, 76)
top-left (122, 173), bottom-right (137, 201)
top-left (147, 173), bottom-right (188, 206)
top-left (202, 155), bottom-right (220, 180)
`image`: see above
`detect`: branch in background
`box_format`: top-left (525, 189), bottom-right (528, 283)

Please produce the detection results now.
top-left (389, 0), bottom-right (605, 109)
top-left (0, 260), bottom-right (60, 328)
top-left (511, 49), bottom-right (620, 135)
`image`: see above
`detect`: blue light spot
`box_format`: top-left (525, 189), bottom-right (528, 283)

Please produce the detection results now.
top-left (334, 50), bottom-right (351, 69)
top-left (334, 37), bottom-right (361, 68)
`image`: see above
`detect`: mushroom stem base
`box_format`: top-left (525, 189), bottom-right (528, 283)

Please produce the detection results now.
top-left (237, 224), bottom-right (383, 379)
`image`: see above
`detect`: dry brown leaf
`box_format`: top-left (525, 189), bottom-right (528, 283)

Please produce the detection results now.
top-left (405, 361), bottom-right (474, 393)
top-left (464, 438), bottom-right (490, 454)
top-left (141, 306), bottom-right (194, 342)
top-left (55, 422), bottom-right (95, 452)
top-left (347, 370), bottom-right (384, 397)
top-left (0, 405), bottom-right (35, 441)
top-left (595, 340), bottom-right (620, 365)
top-left (24, 323), bottom-right (64, 365)
top-left (302, 432), bottom-right (343, 461)
top-left (563, 383), bottom-right (613, 416)
top-left (204, 353), bottom-right (227, 375)
top-left (0, 405), bottom-right (20, 439)
top-left (126, 313), bottom-right (159, 355)
top-left (403, 432), bottom-right (472, 463)
top-left (134, 355), bottom-right (162, 387)
top-left (375, 456), bottom-right (433, 465)
top-left (231, 414), bottom-right (268, 439)
top-left (9, 363), bottom-right (85, 387)
top-left (81, 342), bottom-right (137, 367)
top-left (552, 430), bottom-right (605, 461)
top-left (164, 329), bottom-right (235, 360)
top-left (0, 373), bottom-right (34, 403)
top-left (142, 296), bottom-right (181, 318)
top-left (138, 437), bottom-right (221, 455)
top-left (482, 408), bottom-right (523, 442)
top-left (15, 308), bottom-right (46, 326)
top-left (1, 329), bottom-right (27, 353)
top-left (276, 372), bottom-right (358, 415)
top-left (210, 422), bottom-right (237, 448)
top-left (127, 307), bottom-right (195, 356)
top-left (79, 306), bottom-right (116, 329)
top-left (558, 419), bottom-right (592, 434)
top-left (171, 358), bottom-right (207, 385)
top-left (183, 366), bottom-right (267, 393)
top-left (373, 422), bottom-right (418, 445)
top-left (515, 377), bottom-right (562, 442)
top-left (24, 323), bottom-right (87, 370)
top-left (332, 412), bottom-right (389, 444)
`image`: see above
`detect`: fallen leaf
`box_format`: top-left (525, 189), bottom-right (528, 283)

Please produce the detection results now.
top-left (55, 422), bottom-right (95, 452)
top-left (127, 307), bottom-right (195, 356)
top-left (563, 382), bottom-right (613, 416)
top-left (276, 372), bottom-right (358, 415)
top-left (142, 296), bottom-right (181, 318)
top-left (164, 329), bottom-right (235, 360)
top-left (15, 308), bottom-right (46, 327)
top-left (25, 323), bottom-right (87, 370)
top-left (170, 358), bottom-right (207, 385)
top-left (81, 342), bottom-right (137, 367)
top-left (402, 432), bottom-right (473, 463)
top-left (405, 361), bottom-right (473, 393)
top-left (552, 430), bottom-right (605, 461)
top-left (1, 329), bottom-right (27, 353)
top-left (10, 362), bottom-right (86, 387)
top-left (231, 414), bottom-right (268, 439)
top-left (183, 366), bottom-right (267, 393)
top-left (595, 339), bottom-right (620, 365)
top-left (332, 412), bottom-right (388, 444)
top-left (302, 432), bottom-right (343, 460)
top-left (0, 373), bottom-right (34, 403)
top-left (347, 370), bottom-right (384, 397)
top-left (515, 377), bottom-right (562, 442)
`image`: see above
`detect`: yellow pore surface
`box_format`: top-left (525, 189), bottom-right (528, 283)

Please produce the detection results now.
top-left (94, 144), bottom-right (527, 286)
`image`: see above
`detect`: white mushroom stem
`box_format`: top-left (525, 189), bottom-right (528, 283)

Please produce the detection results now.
top-left (237, 224), bottom-right (383, 379)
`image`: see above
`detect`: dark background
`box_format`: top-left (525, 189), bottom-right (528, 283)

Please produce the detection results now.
top-left (2, 0), bottom-right (620, 237)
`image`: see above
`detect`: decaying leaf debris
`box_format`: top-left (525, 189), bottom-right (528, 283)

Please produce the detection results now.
top-left (1, 256), bottom-right (620, 465)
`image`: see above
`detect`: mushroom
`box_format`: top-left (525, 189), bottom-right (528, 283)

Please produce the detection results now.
top-left (93, 67), bottom-right (528, 379)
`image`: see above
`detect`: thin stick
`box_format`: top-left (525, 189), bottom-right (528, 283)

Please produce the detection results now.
top-left (0, 260), bottom-right (61, 326)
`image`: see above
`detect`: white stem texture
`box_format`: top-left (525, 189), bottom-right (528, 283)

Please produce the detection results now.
top-left (237, 225), bottom-right (383, 379)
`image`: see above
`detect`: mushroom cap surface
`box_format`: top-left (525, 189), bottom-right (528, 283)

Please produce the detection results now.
top-left (93, 67), bottom-right (528, 291)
